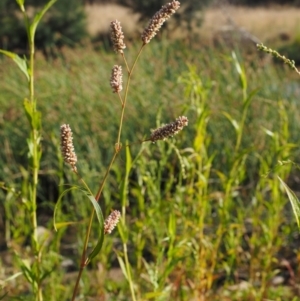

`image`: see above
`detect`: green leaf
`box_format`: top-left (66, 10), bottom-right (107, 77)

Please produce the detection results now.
top-left (0, 50), bottom-right (29, 81)
top-left (17, 258), bottom-right (35, 285)
top-left (85, 192), bottom-right (105, 263)
top-left (15, 0), bottom-right (25, 7)
top-left (2, 272), bottom-right (23, 283)
top-left (53, 186), bottom-right (81, 231)
top-left (26, 138), bottom-right (34, 160)
top-left (278, 177), bottom-right (300, 228)
top-left (23, 98), bottom-right (42, 131)
top-left (261, 126), bottom-right (275, 137)
top-left (40, 266), bottom-right (56, 282)
top-left (242, 88), bottom-right (260, 111)
top-left (23, 98), bottom-right (33, 126)
top-left (54, 221), bottom-right (81, 229)
top-left (30, 0), bottom-right (58, 39)
top-left (232, 51), bottom-right (247, 94)
top-left (33, 110), bottom-right (42, 131)
top-left (117, 218), bottom-right (128, 243)
top-left (222, 111), bottom-right (239, 132)
top-left (168, 212), bottom-right (176, 240)
top-left (54, 186), bottom-right (105, 264)
top-left (144, 291), bottom-right (166, 299)
top-left (116, 253), bottom-right (129, 281)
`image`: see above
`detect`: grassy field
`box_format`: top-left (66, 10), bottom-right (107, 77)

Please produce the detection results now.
top-left (85, 4), bottom-right (300, 42)
top-left (1, 3), bottom-right (300, 301)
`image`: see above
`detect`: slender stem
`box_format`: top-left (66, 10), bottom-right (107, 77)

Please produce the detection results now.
top-left (121, 189), bottom-right (136, 301)
top-left (26, 18), bottom-right (43, 301)
top-left (71, 176), bottom-right (93, 301)
top-left (95, 151), bottom-right (118, 201)
top-left (71, 44), bottom-right (145, 301)
top-left (123, 242), bottom-right (136, 301)
top-left (122, 53), bottom-right (130, 74)
top-left (235, 106), bottom-right (247, 153)
top-left (71, 151), bottom-right (118, 301)
top-left (114, 46), bottom-right (145, 301)
top-left (116, 45), bottom-right (145, 146)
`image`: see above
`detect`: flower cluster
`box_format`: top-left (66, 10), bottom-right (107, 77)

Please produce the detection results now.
top-left (60, 124), bottom-right (77, 172)
top-left (110, 65), bottom-right (123, 93)
top-left (149, 116), bottom-right (188, 142)
top-left (110, 20), bottom-right (126, 54)
top-left (141, 0), bottom-right (180, 44)
top-left (104, 210), bottom-right (121, 234)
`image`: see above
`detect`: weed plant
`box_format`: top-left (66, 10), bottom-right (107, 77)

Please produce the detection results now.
top-left (1, 1), bottom-right (300, 301)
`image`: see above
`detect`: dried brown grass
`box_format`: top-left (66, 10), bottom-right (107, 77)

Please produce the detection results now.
top-left (85, 4), bottom-right (139, 36)
top-left (85, 4), bottom-right (300, 42)
top-left (200, 5), bottom-right (300, 41)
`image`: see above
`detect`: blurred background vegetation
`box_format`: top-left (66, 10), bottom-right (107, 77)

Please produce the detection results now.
top-left (1, 0), bottom-right (300, 60)
top-left (1, 0), bottom-right (300, 300)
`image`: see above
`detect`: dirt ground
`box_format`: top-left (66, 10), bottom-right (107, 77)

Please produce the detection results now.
top-left (85, 4), bottom-right (300, 42)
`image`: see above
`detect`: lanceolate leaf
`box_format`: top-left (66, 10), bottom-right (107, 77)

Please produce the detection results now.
top-left (222, 111), bottom-right (239, 132)
top-left (23, 99), bottom-right (33, 126)
top-left (85, 192), bottom-right (105, 263)
top-left (54, 186), bottom-right (105, 263)
top-left (278, 176), bottom-right (300, 228)
top-left (242, 88), bottom-right (260, 111)
top-left (0, 50), bottom-right (29, 81)
top-left (30, 0), bottom-right (58, 39)
top-left (53, 186), bottom-right (80, 231)
top-left (116, 253), bottom-right (129, 281)
top-left (15, 0), bottom-right (25, 7)
top-left (232, 51), bottom-right (247, 94)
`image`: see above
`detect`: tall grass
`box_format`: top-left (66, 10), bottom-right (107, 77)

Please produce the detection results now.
top-left (1, 2), bottom-right (300, 301)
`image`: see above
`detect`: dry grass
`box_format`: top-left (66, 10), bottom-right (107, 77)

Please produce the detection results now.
top-left (200, 5), bottom-right (300, 42)
top-left (85, 4), bottom-right (139, 36)
top-left (85, 4), bottom-right (300, 43)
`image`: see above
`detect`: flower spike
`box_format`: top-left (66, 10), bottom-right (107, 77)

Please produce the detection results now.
top-left (141, 1), bottom-right (180, 45)
top-left (149, 116), bottom-right (188, 142)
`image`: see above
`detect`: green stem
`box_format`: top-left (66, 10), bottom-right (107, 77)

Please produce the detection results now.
top-left (70, 175), bottom-right (93, 301)
top-left (123, 242), bottom-right (136, 301)
top-left (71, 44), bottom-right (145, 300)
top-left (114, 46), bottom-right (145, 301)
top-left (235, 108), bottom-right (247, 153)
top-left (27, 20), bottom-right (43, 301)
top-left (116, 45), bottom-right (145, 147)
top-left (71, 151), bottom-right (118, 301)
top-left (95, 151), bottom-right (118, 201)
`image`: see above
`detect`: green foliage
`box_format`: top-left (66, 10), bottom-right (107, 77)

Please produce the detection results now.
top-left (277, 40), bottom-right (300, 65)
top-left (0, 0), bottom-right (87, 55)
top-left (1, 28), bottom-right (300, 301)
top-left (258, 43), bottom-right (300, 75)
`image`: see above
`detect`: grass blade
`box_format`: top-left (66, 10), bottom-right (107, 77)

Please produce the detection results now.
top-left (278, 176), bottom-right (300, 228)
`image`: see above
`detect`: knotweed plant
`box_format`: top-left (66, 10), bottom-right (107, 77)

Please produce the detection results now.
top-left (0, 1), bottom-right (58, 300)
top-left (56, 2), bottom-right (185, 301)
top-left (0, 0), bottom-right (185, 300)
top-left (257, 43), bottom-right (300, 228)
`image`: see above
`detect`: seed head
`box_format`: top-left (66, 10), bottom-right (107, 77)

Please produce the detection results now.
top-left (110, 65), bottom-right (123, 93)
top-left (60, 124), bottom-right (77, 172)
top-left (149, 116), bottom-right (188, 142)
top-left (110, 20), bottom-right (126, 54)
top-left (141, 0), bottom-right (180, 44)
top-left (104, 210), bottom-right (121, 234)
